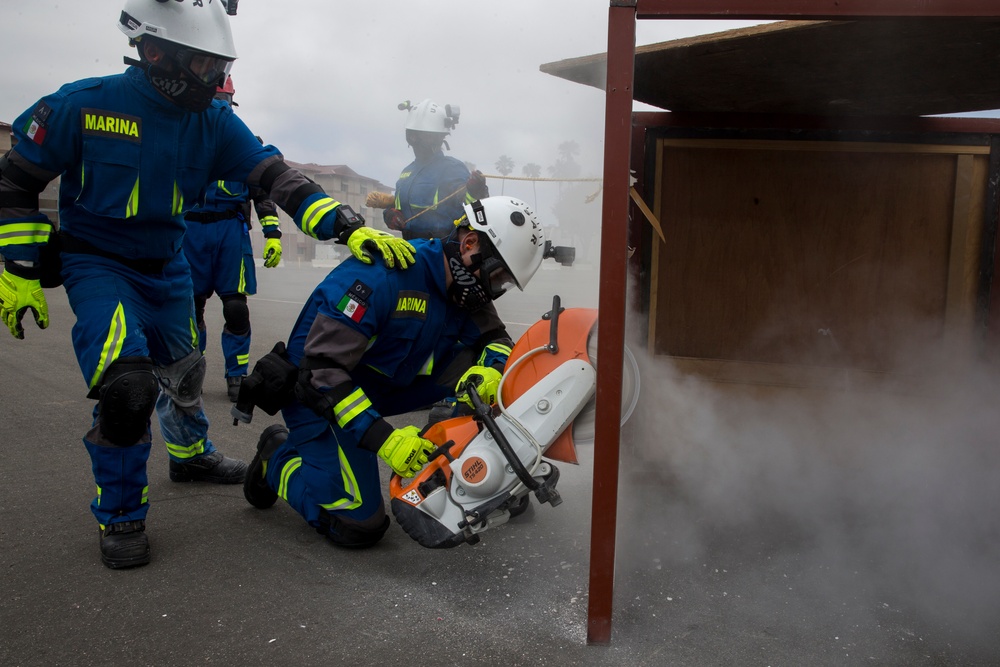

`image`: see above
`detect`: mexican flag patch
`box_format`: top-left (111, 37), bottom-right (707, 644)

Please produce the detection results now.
top-left (23, 101), bottom-right (51, 145)
top-left (337, 280), bottom-right (372, 323)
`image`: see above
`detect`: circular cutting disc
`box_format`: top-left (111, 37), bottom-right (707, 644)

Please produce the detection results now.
top-left (571, 324), bottom-right (641, 446)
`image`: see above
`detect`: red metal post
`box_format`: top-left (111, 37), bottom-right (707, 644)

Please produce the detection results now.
top-left (635, 0), bottom-right (1000, 19)
top-left (587, 1), bottom-right (636, 645)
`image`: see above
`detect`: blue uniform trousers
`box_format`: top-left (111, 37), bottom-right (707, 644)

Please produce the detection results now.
top-left (268, 376), bottom-right (456, 529)
top-left (183, 219), bottom-right (256, 377)
top-left (61, 252), bottom-right (217, 527)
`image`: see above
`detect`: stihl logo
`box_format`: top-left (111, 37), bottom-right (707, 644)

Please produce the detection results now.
top-left (462, 457), bottom-right (487, 484)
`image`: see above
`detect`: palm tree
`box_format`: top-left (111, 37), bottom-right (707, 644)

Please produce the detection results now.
top-left (522, 162), bottom-right (542, 207)
top-left (495, 155), bottom-right (514, 194)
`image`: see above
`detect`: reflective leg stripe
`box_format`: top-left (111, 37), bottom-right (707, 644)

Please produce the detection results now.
top-left (478, 342), bottom-right (512, 367)
top-left (141, 485), bottom-right (148, 505)
top-left (333, 388), bottom-right (371, 429)
top-left (238, 257), bottom-right (247, 294)
top-left (126, 177), bottom-right (139, 219)
top-left (301, 197), bottom-right (339, 239)
top-left (319, 445), bottom-right (363, 511)
top-left (418, 353), bottom-right (434, 376)
top-left (0, 221), bottom-right (52, 246)
top-left (217, 180), bottom-right (236, 196)
top-left (97, 485), bottom-right (102, 507)
top-left (277, 456), bottom-right (302, 502)
top-left (89, 302), bottom-right (127, 391)
top-left (172, 182), bottom-right (184, 217)
top-left (165, 438), bottom-right (207, 460)
top-left (189, 317), bottom-right (199, 349)
top-left (236, 353), bottom-right (249, 366)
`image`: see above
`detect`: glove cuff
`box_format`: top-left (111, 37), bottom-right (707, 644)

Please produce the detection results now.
top-left (360, 418), bottom-right (395, 454)
top-left (3, 258), bottom-right (41, 281)
top-left (263, 230), bottom-right (282, 240)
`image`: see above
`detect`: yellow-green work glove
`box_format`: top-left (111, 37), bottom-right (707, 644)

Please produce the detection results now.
top-left (263, 237), bottom-right (282, 268)
top-left (346, 227), bottom-right (415, 270)
top-left (378, 425), bottom-right (434, 478)
top-left (0, 271), bottom-right (49, 340)
top-left (456, 366), bottom-right (502, 409)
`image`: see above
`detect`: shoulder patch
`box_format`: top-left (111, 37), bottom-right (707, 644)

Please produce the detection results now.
top-left (21, 101), bottom-right (52, 145)
top-left (336, 280), bottom-right (372, 324)
top-left (346, 280), bottom-right (372, 304)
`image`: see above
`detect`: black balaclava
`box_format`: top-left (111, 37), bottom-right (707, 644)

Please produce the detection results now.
top-left (444, 236), bottom-right (491, 312)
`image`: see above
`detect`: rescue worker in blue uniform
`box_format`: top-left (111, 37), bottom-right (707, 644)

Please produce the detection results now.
top-left (242, 197), bottom-right (548, 548)
top-left (184, 77), bottom-right (282, 402)
top-left (378, 99), bottom-right (489, 241)
top-left (0, 0), bottom-right (414, 569)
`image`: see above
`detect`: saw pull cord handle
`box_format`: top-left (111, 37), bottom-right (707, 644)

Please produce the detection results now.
top-left (465, 379), bottom-right (540, 492)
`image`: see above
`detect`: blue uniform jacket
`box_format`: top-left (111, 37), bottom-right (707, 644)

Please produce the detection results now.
top-left (393, 152), bottom-right (472, 239)
top-left (285, 239), bottom-right (509, 445)
top-left (8, 67), bottom-right (280, 260)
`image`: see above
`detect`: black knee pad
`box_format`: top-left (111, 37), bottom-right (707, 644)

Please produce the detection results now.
top-left (221, 294), bottom-right (250, 336)
top-left (318, 510), bottom-right (390, 549)
top-left (96, 356), bottom-right (159, 447)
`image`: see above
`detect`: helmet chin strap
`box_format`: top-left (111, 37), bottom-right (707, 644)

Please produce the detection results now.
top-left (444, 240), bottom-right (491, 312)
top-left (124, 56), bottom-right (217, 113)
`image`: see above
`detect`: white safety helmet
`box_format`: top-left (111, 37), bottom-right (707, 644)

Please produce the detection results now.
top-left (400, 99), bottom-right (460, 135)
top-left (463, 197), bottom-right (546, 292)
top-left (119, 0), bottom-right (238, 62)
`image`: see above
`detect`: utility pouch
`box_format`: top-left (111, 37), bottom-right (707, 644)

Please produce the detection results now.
top-left (38, 230), bottom-right (64, 288)
top-left (231, 341), bottom-right (298, 424)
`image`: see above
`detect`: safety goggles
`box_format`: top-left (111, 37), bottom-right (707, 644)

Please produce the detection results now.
top-left (172, 47), bottom-right (234, 88)
top-left (480, 255), bottom-right (516, 299)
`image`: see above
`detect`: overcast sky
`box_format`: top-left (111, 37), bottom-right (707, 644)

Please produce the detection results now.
top-left (1, 1), bottom-right (764, 191)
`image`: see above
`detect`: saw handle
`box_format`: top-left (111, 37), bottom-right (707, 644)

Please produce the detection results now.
top-left (464, 379), bottom-right (540, 492)
top-left (540, 294), bottom-right (564, 353)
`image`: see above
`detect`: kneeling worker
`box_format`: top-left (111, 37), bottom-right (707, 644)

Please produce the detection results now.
top-left (242, 196), bottom-right (547, 547)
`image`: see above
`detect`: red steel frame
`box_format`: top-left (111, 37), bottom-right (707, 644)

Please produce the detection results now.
top-left (590, 0), bottom-right (1000, 645)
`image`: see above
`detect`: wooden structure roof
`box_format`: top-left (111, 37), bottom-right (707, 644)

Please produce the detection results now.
top-left (541, 19), bottom-right (1000, 116)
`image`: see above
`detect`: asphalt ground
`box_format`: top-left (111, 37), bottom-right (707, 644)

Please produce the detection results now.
top-left (2, 259), bottom-right (998, 666)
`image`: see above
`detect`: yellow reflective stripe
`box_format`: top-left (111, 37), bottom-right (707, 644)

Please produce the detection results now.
top-left (418, 353), bottom-right (433, 376)
top-left (259, 215), bottom-right (279, 226)
top-left (165, 439), bottom-right (207, 460)
top-left (301, 197), bottom-right (340, 238)
top-left (172, 182), bottom-right (184, 216)
top-left (190, 317), bottom-right (198, 349)
top-left (478, 343), bottom-right (512, 366)
top-left (97, 485), bottom-right (102, 507)
top-left (89, 302), bottom-right (127, 390)
top-left (333, 387), bottom-right (371, 428)
top-left (237, 353), bottom-right (249, 366)
top-left (217, 180), bottom-right (236, 196)
top-left (278, 457), bottom-right (302, 501)
top-left (319, 444), bottom-right (363, 511)
top-left (464, 191), bottom-right (477, 205)
top-left (125, 176), bottom-right (140, 218)
top-left (0, 222), bottom-right (52, 246)
top-left (141, 485), bottom-right (148, 505)
top-left (238, 257), bottom-right (247, 293)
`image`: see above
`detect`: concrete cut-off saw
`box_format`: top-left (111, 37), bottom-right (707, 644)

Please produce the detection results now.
top-left (389, 295), bottom-right (640, 548)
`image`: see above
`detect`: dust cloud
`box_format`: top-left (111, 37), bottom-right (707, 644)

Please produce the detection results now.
top-left (614, 327), bottom-right (1000, 656)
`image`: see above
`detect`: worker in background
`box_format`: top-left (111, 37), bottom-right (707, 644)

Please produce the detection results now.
top-left (184, 76), bottom-right (281, 402)
top-left (0, 0), bottom-right (413, 570)
top-left (241, 197), bottom-right (548, 548)
top-left (369, 99), bottom-right (489, 241)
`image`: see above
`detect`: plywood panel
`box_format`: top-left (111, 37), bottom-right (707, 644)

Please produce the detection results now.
top-left (652, 142), bottom-right (964, 373)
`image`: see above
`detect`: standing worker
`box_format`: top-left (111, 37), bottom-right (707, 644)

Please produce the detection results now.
top-left (241, 197), bottom-right (548, 548)
top-left (371, 99), bottom-right (489, 240)
top-left (184, 76), bottom-right (282, 402)
top-left (0, 0), bottom-right (413, 570)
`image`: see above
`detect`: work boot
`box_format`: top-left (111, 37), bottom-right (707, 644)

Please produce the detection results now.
top-left (169, 450), bottom-right (247, 484)
top-left (99, 520), bottom-right (150, 569)
top-left (227, 375), bottom-right (245, 403)
top-left (244, 424), bottom-right (287, 509)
